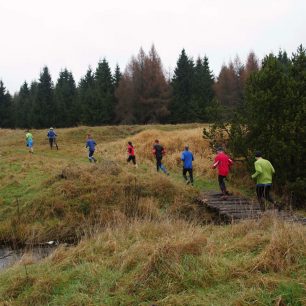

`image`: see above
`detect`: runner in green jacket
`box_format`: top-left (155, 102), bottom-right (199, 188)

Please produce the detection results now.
top-left (251, 151), bottom-right (275, 211)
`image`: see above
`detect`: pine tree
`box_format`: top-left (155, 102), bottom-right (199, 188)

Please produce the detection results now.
top-left (15, 82), bottom-right (31, 128)
top-left (170, 49), bottom-right (195, 122)
top-left (78, 67), bottom-right (96, 125)
top-left (190, 56), bottom-right (214, 121)
top-left (114, 64), bottom-right (122, 88)
top-left (54, 69), bottom-right (77, 127)
top-left (0, 80), bottom-right (13, 127)
top-left (94, 59), bottom-right (115, 124)
top-left (32, 67), bottom-right (54, 128)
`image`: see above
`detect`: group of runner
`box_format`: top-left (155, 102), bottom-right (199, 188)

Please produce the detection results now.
top-left (25, 130), bottom-right (276, 210)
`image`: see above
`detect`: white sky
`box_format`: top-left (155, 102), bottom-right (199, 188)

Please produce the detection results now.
top-left (0, 0), bottom-right (305, 93)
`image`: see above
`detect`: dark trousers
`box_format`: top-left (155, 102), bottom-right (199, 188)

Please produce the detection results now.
top-left (218, 175), bottom-right (227, 194)
top-left (183, 168), bottom-right (193, 183)
top-left (49, 138), bottom-right (58, 150)
top-left (156, 156), bottom-right (162, 171)
top-left (256, 185), bottom-right (274, 210)
top-left (156, 157), bottom-right (167, 174)
top-left (127, 155), bottom-right (136, 164)
top-left (88, 150), bottom-right (97, 162)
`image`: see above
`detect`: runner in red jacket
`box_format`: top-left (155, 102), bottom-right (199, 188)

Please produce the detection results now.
top-left (212, 147), bottom-right (233, 196)
top-left (127, 141), bottom-right (137, 167)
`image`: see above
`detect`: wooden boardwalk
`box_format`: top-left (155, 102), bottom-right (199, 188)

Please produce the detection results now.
top-left (198, 191), bottom-right (306, 225)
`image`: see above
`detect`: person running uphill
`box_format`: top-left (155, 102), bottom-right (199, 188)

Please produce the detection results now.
top-left (181, 145), bottom-right (194, 185)
top-left (212, 147), bottom-right (233, 196)
top-left (152, 139), bottom-right (169, 175)
top-left (25, 130), bottom-right (34, 153)
top-left (47, 127), bottom-right (58, 150)
top-left (251, 151), bottom-right (276, 211)
top-left (127, 141), bottom-right (137, 167)
top-left (86, 134), bottom-right (97, 163)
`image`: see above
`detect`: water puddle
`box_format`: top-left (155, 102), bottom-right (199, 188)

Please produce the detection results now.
top-left (0, 245), bottom-right (56, 271)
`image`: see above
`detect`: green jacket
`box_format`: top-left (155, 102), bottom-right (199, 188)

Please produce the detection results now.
top-left (26, 132), bottom-right (33, 141)
top-left (251, 158), bottom-right (275, 185)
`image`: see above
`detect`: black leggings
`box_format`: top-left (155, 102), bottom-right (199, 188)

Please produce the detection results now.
top-left (49, 138), bottom-right (58, 149)
top-left (127, 155), bottom-right (136, 164)
top-left (218, 175), bottom-right (227, 194)
top-left (183, 168), bottom-right (193, 183)
top-left (256, 185), bottom-right (274, 206)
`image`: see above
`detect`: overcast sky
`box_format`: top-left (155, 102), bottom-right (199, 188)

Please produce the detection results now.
top-left (0, 0), bottom-right (305, 93)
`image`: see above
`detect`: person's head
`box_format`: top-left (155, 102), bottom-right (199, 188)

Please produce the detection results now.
top-left (155, 139), bottom-right (159, 144)
top-left (87, 134), bottom-right (92, 139)
top-left (255, 151), bottom-right (262, 159)
top-left (50, 127), bottom-right (53, 130)
top-left (184, 145), bottom-right (189, 151)
top-left (216, 147), bottom-right (223, 153)
top-left (128, 141), bottom-right (132, 146)
top-left (25, 129), bottom-right (30, 133)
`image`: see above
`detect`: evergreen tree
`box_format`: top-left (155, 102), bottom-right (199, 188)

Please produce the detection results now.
top-left (170, 49), bottom-right (195, 122)
top-left (0, 80), bottom-right (13, 128)
top-left (114, 64), bottom-right (122, 88)
top-left (15, 82), bottom-right (31, 128)
top-left (32, 67), bottom-right (54, 128)
top-left (54, 69), bottom-right (77, 127)
top-left (94, 59), bottom-right (115, 124)
top-left (78, 67), bottom-right (96, 125)
top-left (190, 56), bottom-right (214, 121)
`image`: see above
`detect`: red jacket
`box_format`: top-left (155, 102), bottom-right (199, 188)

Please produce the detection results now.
top-left (127, 144), bottom-right (135, 156)
top-left (213, 152), bottom-right (233, 176)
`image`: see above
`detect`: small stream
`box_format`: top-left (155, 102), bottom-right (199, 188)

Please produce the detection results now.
top-left (0, 245), bottom-right (56, 271)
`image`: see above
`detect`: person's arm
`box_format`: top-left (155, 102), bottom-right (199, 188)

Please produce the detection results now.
top-left (251, 163), bottom-right (262, 179)
top-left (85, 141), bottom-right (88, 148)
top-left (212, 156), bottom-right (219, 169)
top-left (162, 146), bottom-right (166, 155)
top-left (192, 153), bottom-right (194, 161)
top-left (270, 163), bottom-right (275, 174)
top-left (181, 152), bottom-right (185, 161)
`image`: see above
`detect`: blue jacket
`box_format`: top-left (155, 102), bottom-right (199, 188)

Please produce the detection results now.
top-left (47, 130), bottom-right (57, 138)
top-left (86, 139), bottom-right (96, 151)
top-left (181, 150), bottom-right (194, 169)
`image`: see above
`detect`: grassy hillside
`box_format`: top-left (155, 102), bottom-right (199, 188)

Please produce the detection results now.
top-left (0, 125), bottom-right (305, 305)
top-left (0, 124), bottom-right (218, 245)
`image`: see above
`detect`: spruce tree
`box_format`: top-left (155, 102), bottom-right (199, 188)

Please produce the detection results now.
top-left (54, 69), bottom-right (77, 127)
top-left (32, 67), bottom-right (54, 128)
top-left (170, 49), bottom-right (195, 122)
top-left (0, 80), bottom-right (13, 128)
top-left (15, 82), bottom-right (31, 128)
top-left (114, 64), bottom-right (122, 88)
top-left (94, 59), bottom-right (115, 124)
top-left (78, 67), bottom-right (96, 125)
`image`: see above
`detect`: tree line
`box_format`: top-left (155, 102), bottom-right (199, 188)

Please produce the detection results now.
top-left (1, 45), bottom-right (259, 128)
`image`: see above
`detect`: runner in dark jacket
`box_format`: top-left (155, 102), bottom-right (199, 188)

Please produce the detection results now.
top-left (86, 134), bottom-right (97, 163)
top-left (152, 139), bottom-right (169, 175)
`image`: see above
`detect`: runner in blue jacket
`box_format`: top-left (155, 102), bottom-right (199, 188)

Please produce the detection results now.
top-left (181, 145), bottom-right (194, 185)
top-left (47, 127), bottom-right (58, 150)
top-left (86, 134), bottom-right (97, 163)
